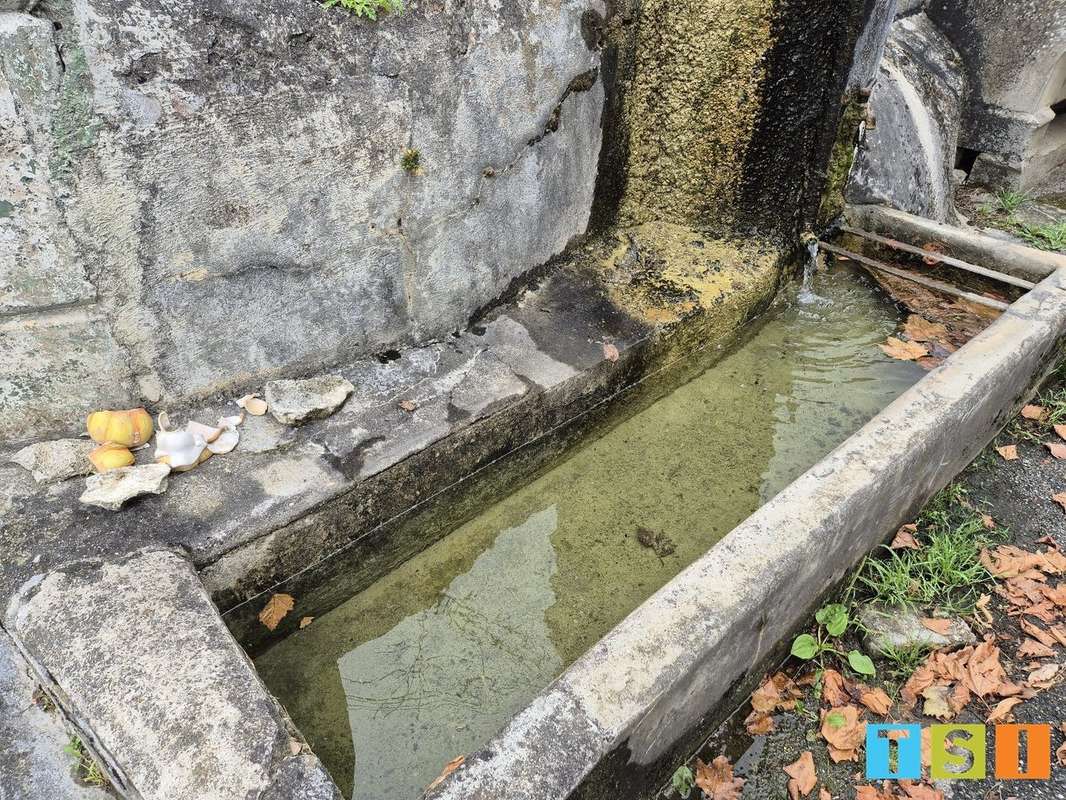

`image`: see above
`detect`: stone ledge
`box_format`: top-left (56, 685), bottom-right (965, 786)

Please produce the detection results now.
top-left (426, 268), bottom-right (1066, 799)
top-left (3, 548), bottom-right (341, 800)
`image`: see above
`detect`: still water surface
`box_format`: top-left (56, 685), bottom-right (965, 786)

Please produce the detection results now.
top-left (255, 264), bottom-right (925, 799)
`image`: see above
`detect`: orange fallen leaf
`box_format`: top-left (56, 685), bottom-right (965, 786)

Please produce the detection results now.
top-left (981, 513), bottom-right (996, 530)
top-left (1054, 493), bottom-right (1066, 513)
top-left (822, 669), bottom-right (850, 707)
top-left (602, 342), bottom-right (620, 363)
top-left (921, 685), bottom-right (954, 720)
top-left (899, 781), bottom-right (944, 800)
top-left (1018, 638), bottom-right (1057, 658)
top-left (902, 315), bottom-right (949, 343)
top-left (1055, 424), bottom-right (1066, 442)
top-left (891, 524), bottom-right (921, 550)
top-left (426, 755), bottom-right (465, 792)
top-left (784, 751), bottom-right (817, 799)
top-left (1027, 662), bottom-right (1059, 688)
top-left (820, 705), bottom-right (865, 762)
top-left (258, 593), bottom-right (295, 631)
top-left (1020, 618), bottom-right (1058, 648)
top-left (820, 789), bottom-right (832, 800)
top-left (922, 242), bottom-right (947, 265)
top-left (1022, 404), bottom-right (1046, 420)
top-left (299, 616), bottom-right (314, 629)
top-left (695, 756), bottom-right (744, 800)
top-left (859, 687), bottom-right (893, 716)
top-left (1047, 442), bottom-right (1066, 459)
top-left (880, 336), bottom-right (928, 361)
top-left (986, 696), bottom-right (1022, 723)
top-left (1057, 723), bottom-right (1066, 766)
top-left (744, 710), bottom-right (775, 735)
top-left (920, 618), bottom-right (952, 636)
top-left (996, 445), bottom-right (1019, 461)
top-left (856, 784), bottom-right (896, 800)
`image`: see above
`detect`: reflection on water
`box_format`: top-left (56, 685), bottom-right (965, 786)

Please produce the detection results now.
top-left (337, 508), bottom-right (561, 800)
top-left (254, 264), bottom-right (925, 800)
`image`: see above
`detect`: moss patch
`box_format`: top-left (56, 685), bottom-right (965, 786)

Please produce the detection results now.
top-left (817, 91), bottom-right (867, 226)
top-left (616, 0), bottom-right (777, 232)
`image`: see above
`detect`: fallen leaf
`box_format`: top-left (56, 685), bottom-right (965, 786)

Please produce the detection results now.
top-left (903, 315), bottom-right (950, 343)
top-left (237, 394), bottom-right (268, 416)
top-left (603, 342), bottom-right (620, 362)
top-left (899, 781), bottom-right (944, 800)
top-left (1054, 492), bottom-right (1066, 513)
top-left (922, 242), bottom-right (947, 265)
top-left (258, 593), bottom-right (295, 631)
top-left (426, 755), bottom-right (465, 792)
top-left (856, 785), bottom-right (896, 800)
top-left (695, 756), bottom-right (744, 800)
top-left (891, 524), bottom-right (921, 550)
top-left (987, 696), bottom-right (1022, 723)
top-left (975, 593), bottom-right (994, 626)
top-left (996, 444), bottom-right (1019, 461)
top-left (820, 790), bottom-right (832, 800)
top-left (820, 705), bottom-right (865, 762)
top-left (1018, 638), bottom-right (1057, 658)
top-left (744, 710), bottom-right (775, 735)
top-left (1047, 442), bottom-right (1066, 460)
top-left (1020, 618), bottom-right (1058, 648)
top-left (821, 669), bottom-right (849, 707)
top-left (981, 513), bottom-right (996, 530)
top-left (880, 336), bottom-right (928, 361)
top-left (859, 687), bottom-right (893, 716)
top-left (921, 685), bottom-right (954, 720)
top-left (784, 751), bottom-right (817, 799)
top-left (921, 618), bottom-right (953, 636)
top-left (299, 616), bottom-right (314, 629)
top-left (1022, 404), bottom-right (1046, 420)
top-left (1055, 424), bottom-right (1066, 442)
top-left (398, 399), bottom-right (419, 412)
top-left (751, 673), bottom-right (803, 713)
top-left (1038, 535), bottom-right (1059, 549)
top-left (1027, 662), bottom-right (1059, 688)
top-left (1057, 723), bottom-right (1066, 766)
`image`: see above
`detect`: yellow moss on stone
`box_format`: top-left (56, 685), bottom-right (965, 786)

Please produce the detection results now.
top-left (599, 222), bottom-right (782, 336)
top-left (617, 0), bottom-right (777, 231)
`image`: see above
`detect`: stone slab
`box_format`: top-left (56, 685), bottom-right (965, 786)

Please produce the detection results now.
top-left (0, 629), bottom-right (112, 800)
top-left (858, 603), bottom-right (977, 654)
top-left (4, 548), bottom-right (341, 800)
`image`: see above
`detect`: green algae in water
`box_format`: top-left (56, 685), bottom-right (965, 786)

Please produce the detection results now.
top-left (254, 264), bottom-right (925, 800)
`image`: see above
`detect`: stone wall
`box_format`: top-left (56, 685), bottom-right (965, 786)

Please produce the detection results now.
top-left (0, 0), bottom-right (605, 443)
top-left (847, 0), bottom-right (1066, 211)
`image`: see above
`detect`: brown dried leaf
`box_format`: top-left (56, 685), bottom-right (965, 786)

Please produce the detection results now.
top-left (903, 315), bottom-right (949, 343)
top-left (822, 669), bottom-right (849, 707)
top-left (258, 593), bottom-right (295, 631)
top-left (920, 618), bottom-right (952, 636)
top-left (921, 685), bottom-right (954, 720)
top-left (856, 784), bottom-right (896, 800)
top-left (981, 513), bottom-right (996, 530)
top-left (1022, 404), bottom-right (1046, 421)
top-left (1058, 723), bottom-right (1066, 766)
top-left (820, 789), bottom-right (832, 800)
top-left (859, 687), bottom-right (893, 716)
top-left (299, 616), bottom-right (314, 629)
top-left (996, 444), bottom-right (1019, 461)
top-left (426, 756), bottom-right (465, 792)
top-left (922, 242), bottom-right (947, 265)
top-left (1018, 638), bottom-right (1057, 658)
top-left (820, 706), bottom-right (864, 762)
top-left (784, 751), bottom-right (817, 799)
top-left (1020, 618), bottom-right (1058, 648)
top-left (1027, 662), bottom-right (1059, 688)
top-left (899, 781), bottom-right (944, 800)
top-left (602, 342), bottom-right (620, 363)
top-left (1054, 492), bottom-right (1066, 513)
top-left (1047, 442), bottom-right (1066, 460)
top-left (880, 336), bottom-right (928, 361)
top-left (890, 524), bottom-right (921, 550)
top-left (1055, 424), bottom-right (1066, 442)
top-left (695, 756), bottom-right (744, 800)
top-left (986, 696), bottom-right (1022, 723)
top-left (398, 399), bottom-right (419, 412)
top-left (744, 710), bottom-right (775, 735)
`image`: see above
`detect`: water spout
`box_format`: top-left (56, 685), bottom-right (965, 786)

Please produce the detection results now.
top-left (797, 233), bottom-right (829, 306)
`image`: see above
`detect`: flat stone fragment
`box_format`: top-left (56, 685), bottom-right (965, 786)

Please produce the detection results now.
top-left (5, 549), bottom-right (342, 800)
top-left (78, 464), bottom-right (170, 511)
top-left (265, 375), bottom-right (355, 426)
top-left (858, 603), bottom-right (977, 655)
top-left (10, 439), bottom-right (94, 483)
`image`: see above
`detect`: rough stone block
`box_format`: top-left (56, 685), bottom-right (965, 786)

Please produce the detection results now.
top-left (847, 13), bottom-right (966, 221)
top-left (858, 603), bottom-right (977, 654)
top-left (0, 309), bottom-right (136, 444)
top-left (5, 549), bottom-right (342, 800)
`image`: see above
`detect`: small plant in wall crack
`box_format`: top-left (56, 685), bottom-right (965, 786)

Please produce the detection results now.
top-left (400, 147), bottom-right (423, 176)
top-left (790, 603), bottom-right (875, 677)
top-left (63, 736), bottom-right (110, 789)
top-left (322, 0), bottom-right (404, 19)
top-left (670, 765), bottom-right (696, 798)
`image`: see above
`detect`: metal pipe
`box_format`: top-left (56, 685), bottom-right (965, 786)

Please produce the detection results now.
top-left (818, 241), bottom-right (1010, 312)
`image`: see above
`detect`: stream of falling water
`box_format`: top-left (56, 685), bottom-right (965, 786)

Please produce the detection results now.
top-left (254, 263), bottom-right (924, 800)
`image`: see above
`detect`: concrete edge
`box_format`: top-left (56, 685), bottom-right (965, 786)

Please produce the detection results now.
top-left (427, 268), bottom-right (1066, 800)
top-left (846, 203), bottom-right (1066, 280)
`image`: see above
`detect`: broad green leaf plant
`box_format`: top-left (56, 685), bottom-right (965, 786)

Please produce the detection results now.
top-left (790, 603), bottom-right (875, 677)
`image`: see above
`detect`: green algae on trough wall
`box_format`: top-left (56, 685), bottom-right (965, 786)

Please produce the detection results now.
top-left (255, 264), bottom-right (926, 800)
top-left (817, 91), bottom-right (868, 226)
top-left (617, 0), bottom-right (775, 231)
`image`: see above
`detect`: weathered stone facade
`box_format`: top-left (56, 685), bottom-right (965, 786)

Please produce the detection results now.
top-left (0, 0), bottom-right (605, 443)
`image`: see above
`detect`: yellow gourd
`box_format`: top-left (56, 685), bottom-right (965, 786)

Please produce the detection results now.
top-left (89, 443), bottom-right (136, 473)
top-left (86, 409), bottom-right (154, 446)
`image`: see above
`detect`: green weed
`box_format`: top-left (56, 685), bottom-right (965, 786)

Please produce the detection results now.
top-left (880, 643), bottom-right (932, 682)
top-left (400, 147), bottom-right (422, 174)
top-left (63, 736), bottom-right (109, 788)
top-left (993, 189), bottom-right (1030, 214)
top-left (323, 0), bottom-right (403, 19)
top-left (1012, 220), bottom-right (1066, 252)
top-left (854, 485), bottom-right (1004, 615)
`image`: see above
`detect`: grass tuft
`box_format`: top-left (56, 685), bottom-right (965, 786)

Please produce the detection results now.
top-left (322, 0), bottom-right (403, 19)
top-left (64, 736), bottom-right (109, 788)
